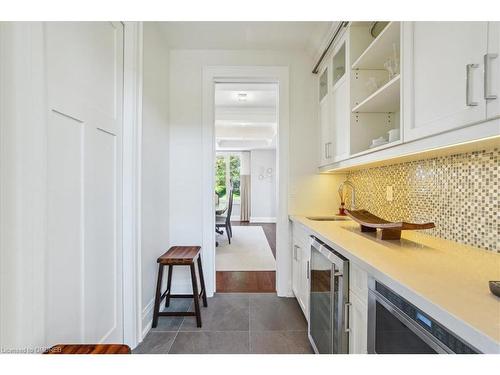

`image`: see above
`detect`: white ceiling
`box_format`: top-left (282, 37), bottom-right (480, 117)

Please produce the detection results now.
top-left (156, 21), bottom-right (333, 54)
top-left (215, 83), bottom-right (277, 108)
top-left (215, 83), bottom-right (277, 151)
top-left (215, 82), bottom-right (277, 108)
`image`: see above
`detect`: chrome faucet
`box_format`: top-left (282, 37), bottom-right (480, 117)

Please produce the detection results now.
top-left (338, 180), bottom-right (356, 210)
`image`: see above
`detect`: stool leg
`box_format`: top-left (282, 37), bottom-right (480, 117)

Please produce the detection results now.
top-left (152, 264), bottom-right (164, 328)
top-left (190, 263), bottom-right (202, 328)
top-left (197, 256), bottom-right (208, 307)
top-left (165, 265), bottom-right (173, 308)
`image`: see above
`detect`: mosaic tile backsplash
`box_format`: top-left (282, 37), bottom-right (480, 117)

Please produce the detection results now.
top-left (346, 148), bottom-right (499, 252)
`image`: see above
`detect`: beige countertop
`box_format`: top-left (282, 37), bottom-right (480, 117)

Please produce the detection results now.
top-left (290, 215), bottom-right (500, 354)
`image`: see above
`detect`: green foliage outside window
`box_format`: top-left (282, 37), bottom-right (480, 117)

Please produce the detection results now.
top-left (229, 155), bottom-right (240, 199)
top-left (215, 155), bottom-right (227, 199)
top-left (215, 153), bottom-right (241, 202)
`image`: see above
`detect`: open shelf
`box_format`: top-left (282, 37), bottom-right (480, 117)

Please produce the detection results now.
top-left (349, 139), bottom-right (402, 159)
top-left (352, 74), bottom-right (400, 113)
top-left (351, 22), bottom-right (400, 70)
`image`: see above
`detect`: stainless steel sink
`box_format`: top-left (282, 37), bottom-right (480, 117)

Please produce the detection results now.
top-left (306, 216), bottom-right (350, 221)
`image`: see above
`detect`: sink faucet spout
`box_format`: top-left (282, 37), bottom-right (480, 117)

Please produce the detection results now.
top-left (338, 181), bottom-right (356, 210)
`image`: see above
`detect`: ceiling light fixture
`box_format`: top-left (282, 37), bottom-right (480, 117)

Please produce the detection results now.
top-left (237, 92), bottom-right (247, 102)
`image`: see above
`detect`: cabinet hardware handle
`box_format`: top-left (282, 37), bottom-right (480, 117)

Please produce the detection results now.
top-left (324, 143), bottom-right (328, 159)
top-left (484, 53), bottom-right (498, 100)
top-left (344, 302), bottom-right (351, 333)
top-left (306, 260), bottom-right (310, 279)
top-left (293, 245), bottom-right (300, 261)
top-left (466, 63), bottom-right (479, 106)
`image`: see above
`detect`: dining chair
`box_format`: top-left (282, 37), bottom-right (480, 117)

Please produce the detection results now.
top-left (215, 186), bottom-right (233, 244)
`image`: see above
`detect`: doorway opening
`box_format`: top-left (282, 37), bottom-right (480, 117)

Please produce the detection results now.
top-left (213, 83), bottom-right (278, 293)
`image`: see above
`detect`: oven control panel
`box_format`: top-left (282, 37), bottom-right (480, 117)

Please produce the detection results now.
top-left (375, 282), bottom-right (479, 354)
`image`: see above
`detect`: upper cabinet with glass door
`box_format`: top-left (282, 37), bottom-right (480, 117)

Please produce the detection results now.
top-left (319, 63), bottom-right (333, 166)
top-left (330, 34), bottom-right (350, 161)
top-left (319, 65), bottom-right (329, 102)
top-left (332, 42), bottom-right (346, 88)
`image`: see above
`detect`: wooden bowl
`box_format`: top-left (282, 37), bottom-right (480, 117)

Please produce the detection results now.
top-left (489, 281), bottom-right (500, 297)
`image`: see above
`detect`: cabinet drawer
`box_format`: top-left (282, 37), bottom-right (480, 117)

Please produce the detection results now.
top-left (349, 262), bottom-right (368, 301)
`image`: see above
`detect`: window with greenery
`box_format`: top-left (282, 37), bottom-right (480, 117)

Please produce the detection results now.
top-left (215, 152), bottom-right (240, 203)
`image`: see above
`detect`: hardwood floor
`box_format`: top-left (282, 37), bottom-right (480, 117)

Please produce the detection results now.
top-left (216, 271), bottom-right (276, 293)
top-left (216, 221), bottom-right (276, 293)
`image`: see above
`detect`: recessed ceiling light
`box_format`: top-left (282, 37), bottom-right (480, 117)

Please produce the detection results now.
top-left (237, 92), bottom-right (247, 102)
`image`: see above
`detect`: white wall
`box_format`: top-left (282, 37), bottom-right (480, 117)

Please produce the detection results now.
top-left (250, 149), bottom-right (277, 222)
top-left (140, 23), bottom-right (170, 335)
top-left (168, 49), bottom-right (345, 292)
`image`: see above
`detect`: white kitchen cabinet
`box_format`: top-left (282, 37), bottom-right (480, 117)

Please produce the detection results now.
top-left (348, 262), bottom-right (368, 354)
top-left (319, 64), bottom-right (333, 166)
top-left (350, 262), bottom-right (368, 301)
top-left (331, 82), bottom-right (350, 161)
top-left (292, 242), bottom-right (301, 301)
top-left (299, 242), bottom-right (310, 320)
top-left (349, 291), bottom-right (368, 354)
top-left (331, 38), bottom-right (350, 161)
top-left (319, 32), bottom-right (350, 166)
top-left (486, 22), bottom-right (500, 120)
top-left (292, 222), bottom-right (312, 320)
top-left (319, 92), bottom-right (332, 166)
top-left (404, 22), bottom-right (489, 142)
top-left (318, 22), bottom-right (499, 173)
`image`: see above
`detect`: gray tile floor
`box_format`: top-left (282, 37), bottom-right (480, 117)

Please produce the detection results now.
top-left (134, 293), bottom-right (313, 354)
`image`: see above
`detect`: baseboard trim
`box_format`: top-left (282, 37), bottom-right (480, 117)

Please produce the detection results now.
top-left (250, 217), bottom-right (276, 223)
top-left (141, 298), bottom-right (155, 340)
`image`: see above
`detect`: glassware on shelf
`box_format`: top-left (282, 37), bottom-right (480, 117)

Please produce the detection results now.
top-left (384, 43), bottom-right (400, 80)
top-left (387, 128), bottom-right (400, 142)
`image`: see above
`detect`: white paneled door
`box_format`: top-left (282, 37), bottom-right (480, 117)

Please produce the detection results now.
top-left (45, 22), bottom-right (124, 345)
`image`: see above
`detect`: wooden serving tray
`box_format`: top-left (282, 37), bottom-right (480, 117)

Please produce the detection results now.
top-left (345, 209), bottom-right (435, 240)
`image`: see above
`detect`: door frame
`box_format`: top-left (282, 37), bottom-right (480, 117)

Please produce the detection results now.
top-left (202, 66), bottom-right (292, 297)
top-left (122, 21), bottom-right (143, 349)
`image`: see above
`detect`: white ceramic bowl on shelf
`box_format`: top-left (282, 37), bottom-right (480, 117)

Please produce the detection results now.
top-left (388, 128), bottom-right (400, 142)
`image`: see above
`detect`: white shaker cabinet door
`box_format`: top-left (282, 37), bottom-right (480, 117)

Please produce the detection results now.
top-left (349, 291), bottom-right (368, 354)
top-left (331, 79), bottom-right (350, 161)
top-left (404, 22), bottom-right (488, 141)
top-left (292, 243), bottom-right (301, 300)
top-left (299, 244), bottom-right (311, 322)
top-left (486, 22), bottom-right (500, 120)
top-left (319, 92), bottom-right (333, 166)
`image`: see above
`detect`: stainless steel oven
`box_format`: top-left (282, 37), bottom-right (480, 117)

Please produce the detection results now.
top-left (308, 237), bottom-right (349, 354)
top-left (368, 278), bottom-right (480, 354)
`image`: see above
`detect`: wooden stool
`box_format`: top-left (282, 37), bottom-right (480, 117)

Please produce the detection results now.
top-left (152, 246), bottom-right (207, 328)
top-left (44, 344), bottom-right (131, 354)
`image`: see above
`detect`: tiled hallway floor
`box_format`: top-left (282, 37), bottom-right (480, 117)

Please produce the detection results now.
top-left (134, 293), bottom-right (313, 354)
